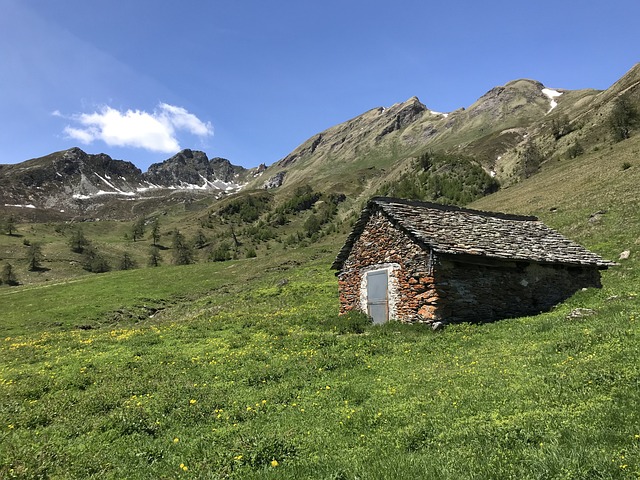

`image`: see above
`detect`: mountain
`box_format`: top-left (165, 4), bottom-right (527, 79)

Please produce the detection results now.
top-left (0, 147), bottom-right (265, 220)
top-left (252, 63), bottom-right (640, 199)
top-left (2, 63), bottom-right (639, 222)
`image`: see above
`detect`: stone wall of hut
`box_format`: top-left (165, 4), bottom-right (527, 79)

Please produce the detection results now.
top-left (337, 211), bottom-right (440, 323)
top-left (434, 256), bottom-right (602, 323)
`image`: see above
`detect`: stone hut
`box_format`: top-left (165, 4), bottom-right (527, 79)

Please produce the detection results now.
top-left (332, 197), bottom-right (614, 325)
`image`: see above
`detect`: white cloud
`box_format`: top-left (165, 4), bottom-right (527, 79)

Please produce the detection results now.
top-left (61, 104), bottom-right (213, 153)
top-left (158, 103), bottom-right (212, 137)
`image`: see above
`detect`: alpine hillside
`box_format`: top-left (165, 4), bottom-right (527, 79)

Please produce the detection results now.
top-left (252, 62), bottom-right (640, 204)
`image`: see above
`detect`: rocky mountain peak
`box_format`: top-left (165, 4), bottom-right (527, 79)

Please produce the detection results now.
top-left (145, 150), bottom-right (241, 186)
top-left (461, 77), bottom-right (551, 124)
top-left (62, 146), bottom-right (88, 160)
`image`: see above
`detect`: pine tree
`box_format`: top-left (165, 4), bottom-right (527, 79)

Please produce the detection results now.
top-left (193, 230), bottom-right (208, 249)
top-left (609, 93), bottom-right (638, 141)
top-left (81, 245), bottom-right (110, 273)
top-left (171, 230), bottom-right (194, 265)
top-left (148, 245), bottom-right (162, 267)
top-left (5, 215), bottom-right (16, 236)
top-left (1, 263), bottom-right (18, 286)
top-left (132, 218), bottom-right (146, 242)
top-left (150, 218), bottom-right (161, 246)
top-left (69, 227), bottom-right (89, 253)
top-left (119, 252), bottom-right (136, 270)
top-left (26, 243), bottom-right (44, 271)
top-left (550, 114), bottom-right (572, 140)
top-left (519, 143), bottom-right (543, 179)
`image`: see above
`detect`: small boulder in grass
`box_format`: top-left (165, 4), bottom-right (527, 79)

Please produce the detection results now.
top-left (566, 308), bottom-right (596, 320)
top-left (619, 250), bottom-right (631, 260)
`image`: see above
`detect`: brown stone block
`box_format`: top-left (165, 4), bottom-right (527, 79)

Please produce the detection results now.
top-left (418, 305), bottom-right (436, 318)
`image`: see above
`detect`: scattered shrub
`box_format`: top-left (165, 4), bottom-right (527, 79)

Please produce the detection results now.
top-left (218, 194), bottom-right (272, 223)
top-left (209, 241), bottom-right (232, 262)
top-left (276, 185), bottom-right (321, 214)
top-left (566, 140), bottom-right (585, 159)
top-left (81, 245), bottom-right (110, 273)
top-left (609, 92), bottom-right (638, 141)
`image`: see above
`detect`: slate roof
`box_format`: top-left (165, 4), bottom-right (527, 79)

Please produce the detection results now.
top-left (332, 197), bottom-right (615, 270)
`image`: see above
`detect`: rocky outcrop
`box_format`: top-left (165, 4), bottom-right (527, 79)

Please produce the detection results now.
top-left (274, 96), bottom-right (432, 170)
top-left (0, 147), bottom-right (144, 208)
top-left (144, 149), bottom-right (246, 186)
top-left (263, 171), bottom-right (286, 189)
top-left (375, 96), bottom-right (428, 141)
top-left (465, 79), bottom-right (549, 121)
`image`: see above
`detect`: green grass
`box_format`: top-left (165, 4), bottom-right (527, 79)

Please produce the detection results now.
top-left (2, 242), bottom-right (640, 478)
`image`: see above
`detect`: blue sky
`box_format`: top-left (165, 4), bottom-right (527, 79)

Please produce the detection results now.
top-left (1, 0), bottom-right (639, 170)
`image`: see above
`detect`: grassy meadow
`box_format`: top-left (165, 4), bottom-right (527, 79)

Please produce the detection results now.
top-left (2, 136), bottom-right (640, 478)
top-left (2, 248), bottom-right (639, 479)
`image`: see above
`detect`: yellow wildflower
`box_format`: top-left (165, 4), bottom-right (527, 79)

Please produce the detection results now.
top-left (270, 459), bottom-right (279, 467)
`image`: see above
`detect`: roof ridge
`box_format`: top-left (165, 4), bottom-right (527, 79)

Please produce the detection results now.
top-left (369, 196), bottom-right (539, 222)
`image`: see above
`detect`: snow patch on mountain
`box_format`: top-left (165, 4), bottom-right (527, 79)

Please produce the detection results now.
top-left (542, 88), bottom-right (562, 113)
top-left (4, 204), bottom-right (36, 209)
top-left (70, 173), bottom-right (246, 200)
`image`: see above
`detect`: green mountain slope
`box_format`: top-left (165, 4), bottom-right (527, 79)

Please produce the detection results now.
top-left (249, 63), bottom-right (640, 199)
